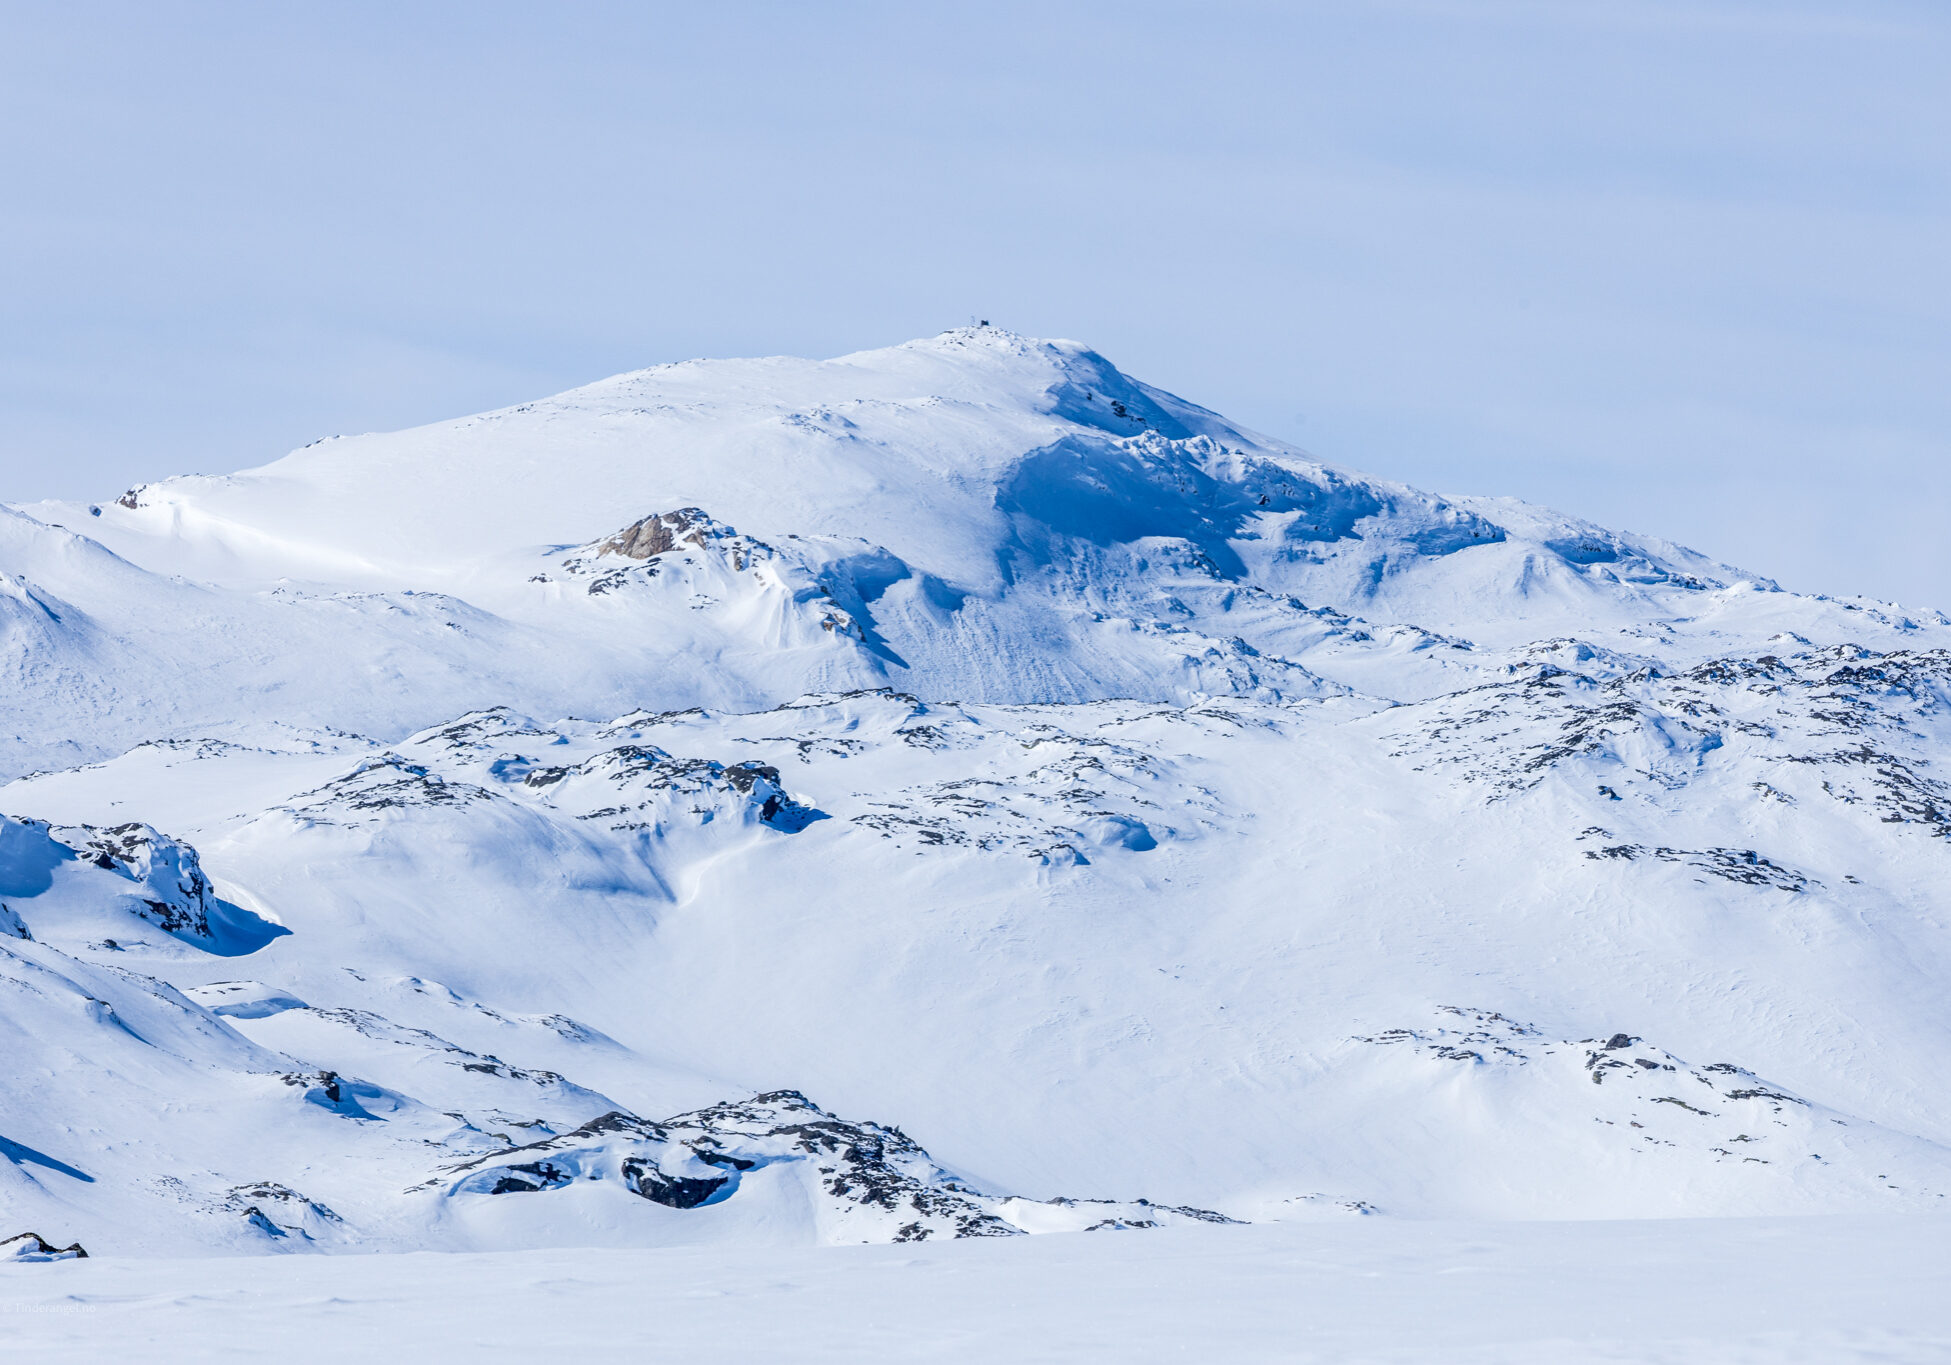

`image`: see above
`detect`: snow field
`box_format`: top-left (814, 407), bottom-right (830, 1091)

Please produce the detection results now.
top-left (2, 1216), bottom-right (1948, 1363)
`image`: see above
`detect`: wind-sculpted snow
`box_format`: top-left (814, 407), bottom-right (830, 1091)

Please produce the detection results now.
top-left (3, 328), bottom-right (1951, 1262)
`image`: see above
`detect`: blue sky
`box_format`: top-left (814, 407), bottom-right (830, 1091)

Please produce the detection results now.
top-left (4, 1), bottom-right (1947, 604)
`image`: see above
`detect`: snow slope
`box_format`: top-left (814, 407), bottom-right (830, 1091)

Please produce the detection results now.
top-left (10, 328), bottom-right (1943, 770)
top-left (2, 328), bottom-right (1949, 1259)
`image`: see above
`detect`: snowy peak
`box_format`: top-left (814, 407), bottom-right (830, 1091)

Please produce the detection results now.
top-left (0, 328), bottom-right (1944, 777)
top-left (2, 327), bottom-right (1950, 1263)
top-left (15, 329), bottom-right (1753, 606)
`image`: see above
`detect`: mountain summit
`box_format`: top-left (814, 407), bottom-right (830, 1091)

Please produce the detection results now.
top-left (3, 330), bottom-right (1950, 1256)
top-left (7, 329), bottom-right (1935, 775)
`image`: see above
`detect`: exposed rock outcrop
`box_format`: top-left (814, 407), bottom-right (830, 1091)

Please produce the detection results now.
top-left (1, 1232), bottom-right (87, 1261)
top-left (438, 1089), bottom-right (1233, 1244)
top-left (52, 821), bottom-right (220, 938)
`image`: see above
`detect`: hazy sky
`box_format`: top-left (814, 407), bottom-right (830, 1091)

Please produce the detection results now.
top-left (4, 1), bottom-right (1947, 605)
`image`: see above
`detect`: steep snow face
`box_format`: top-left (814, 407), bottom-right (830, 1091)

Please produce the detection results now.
top-left (3, 329), bottom-right (1951, 1259)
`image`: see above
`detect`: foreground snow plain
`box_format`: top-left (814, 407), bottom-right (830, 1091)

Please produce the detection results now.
top-left (3, 327), bottom-right (1950, 1352)
top-left (5, 1217), bottom-right (1948, 1363)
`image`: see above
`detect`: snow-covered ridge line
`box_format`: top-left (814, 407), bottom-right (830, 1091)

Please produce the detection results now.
top-left (4, 328), bottom-right (1944, 778)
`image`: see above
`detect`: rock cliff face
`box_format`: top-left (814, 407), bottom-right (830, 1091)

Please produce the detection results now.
top-left (595, 508), bottom-right (720, 562)
top-left (0, 330), bottom-right (1949, 1257)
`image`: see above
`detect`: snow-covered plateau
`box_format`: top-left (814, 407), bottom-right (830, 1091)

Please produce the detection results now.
top-left (3, 328), bottom-right (1948, 1356)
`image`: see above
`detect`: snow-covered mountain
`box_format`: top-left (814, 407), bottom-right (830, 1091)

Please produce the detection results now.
top-left (4, 328), bottom-right (1950, 1255)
